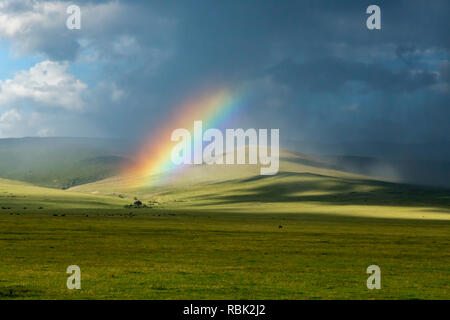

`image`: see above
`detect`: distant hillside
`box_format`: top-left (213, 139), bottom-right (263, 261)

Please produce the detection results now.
top-left (321, 155), bottom-right (450, 188)
top-left (0, 177), bottom-right (127, 209)
top-left (283, 140), bottom-right (450, 187)
top-left (71, 149), bottom-right (450, 220)
top-left (0, 137), bottom-right (131, 189)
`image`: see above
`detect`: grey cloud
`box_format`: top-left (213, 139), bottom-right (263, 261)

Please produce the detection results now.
top-left (0, 0), bottom-right (448, 158)
top-left (439, 61), bottom-right (450, 83)
top-left (0, 0), bottom-right (174, 62)
top-left (268, 57), bottom-right (438, 93)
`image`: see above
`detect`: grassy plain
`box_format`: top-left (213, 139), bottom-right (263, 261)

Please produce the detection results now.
top-left (0, 209), bottom-right (449, 299)
top-left (0, 150), bottom-right (448, 299)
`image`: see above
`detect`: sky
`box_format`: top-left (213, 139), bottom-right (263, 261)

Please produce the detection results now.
top-left (0, 0), bottom-right (448, 149)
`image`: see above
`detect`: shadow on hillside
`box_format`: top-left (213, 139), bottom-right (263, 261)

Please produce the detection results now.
top-left (280, 156), bottom-right (341, 171)
top-left (194, 172), bottom-right (450, 210)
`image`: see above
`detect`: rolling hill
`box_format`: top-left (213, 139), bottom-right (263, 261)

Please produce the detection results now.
top-left (285, 140), bottom-right (450, 187)
top-left (0, 144), bottom-right (449, 299)
top-left (0, 138), bottom-right (447, 220)
top-left (0, 137), bottom-right (131, 189)
top-left (0, 177), bottom-right (127, 210)
top-left (70, 149), bottom-right (450, 220)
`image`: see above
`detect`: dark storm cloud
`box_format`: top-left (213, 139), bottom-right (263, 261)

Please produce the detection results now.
top-left (89, 0), bottom-right (449, 154)
top-left (395, 45), bottom-right (419, 66)
top-left (1, 0), bottom-right (449, 158)
top-left (439, 61), bottom-right (450, 83)
top-left (268, 57), bottom-right (438, 93)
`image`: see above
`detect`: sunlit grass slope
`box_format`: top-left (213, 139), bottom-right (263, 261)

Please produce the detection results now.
top-left (0, 178), bottom-right (126, 209)
top-left (71, 149), bottom-right (450, 220)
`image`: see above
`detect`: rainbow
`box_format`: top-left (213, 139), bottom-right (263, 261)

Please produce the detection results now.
top-left (122, 87), bottom-right (248, 186)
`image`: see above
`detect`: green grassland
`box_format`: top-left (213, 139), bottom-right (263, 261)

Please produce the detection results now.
top-left (0, 148), bottom-right (449, 299)
top-left (1, 209), bottom-right (449, 299)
